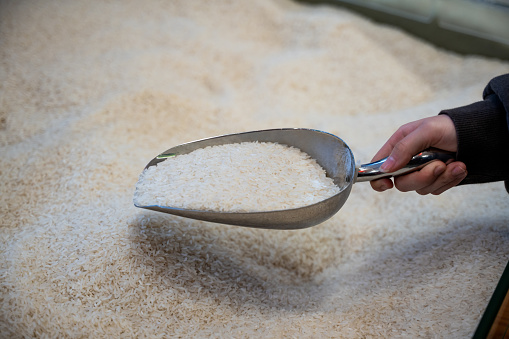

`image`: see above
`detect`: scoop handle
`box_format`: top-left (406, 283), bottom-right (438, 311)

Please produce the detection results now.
top-left (355, 149), bottom-right (455, 183)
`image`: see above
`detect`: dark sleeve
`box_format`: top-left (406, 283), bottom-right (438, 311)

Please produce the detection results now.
top-left (439, 73), bottom-right (509, 186)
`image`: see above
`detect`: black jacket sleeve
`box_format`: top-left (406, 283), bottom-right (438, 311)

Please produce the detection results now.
top-left (439, 73), bottom-right (509, 186)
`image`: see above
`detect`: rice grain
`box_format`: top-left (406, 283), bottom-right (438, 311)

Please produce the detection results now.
top-left (134, 142), bottom-right (340, 211)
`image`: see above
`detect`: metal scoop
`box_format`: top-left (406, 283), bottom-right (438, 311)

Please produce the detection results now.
top-left (134, 128), bottom-right (454, 230)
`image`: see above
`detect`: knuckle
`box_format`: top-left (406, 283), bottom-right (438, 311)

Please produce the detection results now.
top-left (397, 122), bottom-right (416, 136)
top-left (392, 140), bottom-right (411, 155)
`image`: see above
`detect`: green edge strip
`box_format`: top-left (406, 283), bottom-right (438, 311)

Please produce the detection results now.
top-left (473, 260), bottom-right (509, 338)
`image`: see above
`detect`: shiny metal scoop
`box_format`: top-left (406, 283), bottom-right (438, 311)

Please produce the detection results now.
top-left (134, 128), bottom-right (454, 230)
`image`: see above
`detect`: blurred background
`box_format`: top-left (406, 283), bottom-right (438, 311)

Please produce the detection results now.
top-left (300, 0), bottom-right (509, 59)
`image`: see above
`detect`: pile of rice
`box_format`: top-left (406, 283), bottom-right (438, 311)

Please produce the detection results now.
top-left (1, 0), bottom-right (508, 337)
top-left (134, 142), bottom-right (340, 212)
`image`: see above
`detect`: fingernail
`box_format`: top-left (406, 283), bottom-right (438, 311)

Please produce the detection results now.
top-left (379, 184), bottom-right (389, 192)
top-left (452, 166), bottom-right (466, 177)
top-left (381, 156), bottom-right (395, 173)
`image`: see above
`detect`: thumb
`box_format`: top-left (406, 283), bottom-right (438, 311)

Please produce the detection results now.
top-left (380, 128), bottom-right (431, 173)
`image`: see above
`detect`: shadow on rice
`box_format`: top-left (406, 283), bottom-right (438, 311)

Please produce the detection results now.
top-left (127, 211), bottom-right (337, 310)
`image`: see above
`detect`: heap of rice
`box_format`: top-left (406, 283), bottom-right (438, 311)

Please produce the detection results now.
top-left (1, 0), bottom-right (509, 337)
top-left (134, 142), bottom-right (340, 211)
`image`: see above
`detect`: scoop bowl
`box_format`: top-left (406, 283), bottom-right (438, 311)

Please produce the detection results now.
top-left (134, 128), bottom-right (355, 230)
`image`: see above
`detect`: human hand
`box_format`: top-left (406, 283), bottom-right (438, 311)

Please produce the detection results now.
top-left (370, 115), bottom-right (468, 195)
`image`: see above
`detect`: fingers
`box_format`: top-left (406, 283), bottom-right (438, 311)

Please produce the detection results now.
top-left (370, 177), bottom-right (394, 192)
top-left (415, 162), bottom-right (467, 195)
top-left (371, 161), bottom-right (467, 195)
top-left (393, 161), bottom-right (467, 195)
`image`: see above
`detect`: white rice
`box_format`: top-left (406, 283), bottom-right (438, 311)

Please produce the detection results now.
top-left (2, 0), bottom-right (509, 337)
top-left (134, 141), bottom-right (340, 212)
